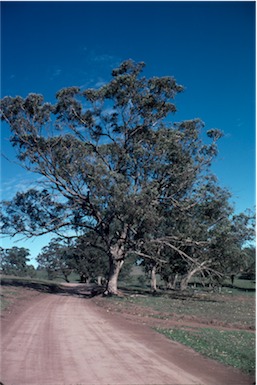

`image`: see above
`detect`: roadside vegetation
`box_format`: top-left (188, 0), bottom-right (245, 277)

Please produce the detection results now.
top-left (156, 327), bottom-right (255, 374)
top-left (107, 291), bottom-right (255, 328)
top-left (1, 286), bottom-right (22, 311)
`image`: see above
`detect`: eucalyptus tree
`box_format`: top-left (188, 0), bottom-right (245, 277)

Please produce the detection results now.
top-left (37, 234), bottom-right (109, 283)
top-left (0, 246), bottom-right (31, 276)
top-left (69, 233), bottom-right (109, 283)
top-left (241, 246), bottom-right (255, 279)
top-left (1, 59), bottom-right (226, 294)
top-left (139, 183), bottom-right (255, 291)
top-left (37, 238), bottom-right (73, 282)
top-left (207, 211), bottom-right (255, 278)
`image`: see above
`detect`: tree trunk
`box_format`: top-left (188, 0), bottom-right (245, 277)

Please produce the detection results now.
top-left (105, 258), bottom-right (124, 295)
top-left (166, 273), bottom-right (179, 290)
top-left (173, 273), bottom-right (179, 289)
top-left (64, 273), bottom-right (70, 283)
top-left (97, 275), bottom-right (106, 286)
top-left (151, 265), bottom-right (157, 292)
top-left (104, 224), bottom-right (128, 296)
top-left (180, 276), bottom-right (190, 291)
top-left (180, 268), bottom-right (199, 291)
top-left (80, 273), bottom-right (88, 283)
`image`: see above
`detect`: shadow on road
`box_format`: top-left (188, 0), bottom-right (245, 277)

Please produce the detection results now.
top-left (0, 277), bottom-right (104, 298)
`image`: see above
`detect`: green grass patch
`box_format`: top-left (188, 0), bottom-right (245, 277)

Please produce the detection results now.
top-left (221, 278), bottom-right (256, 294)
top-left (156, 327), bottom-right (255, 374)
top-left (108, 292), bottom-right (255, 328)
top-left (232, 278), bottom-right (256, 291)
top-left (0, 285), bottom-right (34, 311)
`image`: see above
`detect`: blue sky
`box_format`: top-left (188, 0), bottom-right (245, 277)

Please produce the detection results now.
top-left (1, 1), bottom-right (255, 264)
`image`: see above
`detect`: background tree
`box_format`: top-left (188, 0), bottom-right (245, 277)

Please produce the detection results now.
top-left (159, 250), bottom-right (187, 290)
top-left (0, 59), bottom-right (247, 294)
top-left (207, 211), bottom-right (255, 281)
top-left (0, 246), bottom-right (31, 276)
top-left (139, 185), bottom-right (255, 291)
top-left (240, 246), bottom-right (256, 280)
top-left (36, 233), bottom-right (109, 284)
top-left (68, 234), bottom-right (109, 283)
top-left (37, 238), bottom-right (73, 282)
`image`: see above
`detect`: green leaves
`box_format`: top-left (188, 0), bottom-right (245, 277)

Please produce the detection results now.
top-left (207, 128), bottom-right (224, 140)
top-left (111, 59), bottom-right (145, 77)
top-left (0, 246), bottom-right (31, 277)
top-left (0, 189), bottom-right (68, 237)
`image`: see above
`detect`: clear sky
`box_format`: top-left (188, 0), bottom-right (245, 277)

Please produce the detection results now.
top-left (1, 1), bottom-right (255, 264)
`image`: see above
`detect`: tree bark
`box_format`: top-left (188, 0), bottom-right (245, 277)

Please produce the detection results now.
top-left (64, 274), bottom-right (70, 283)
top-left (80, 273), bottom-right (89, 283)
top-left (104, 224), bottom-right (128, 295)
top-left (180, 268), bottom-right (199, 291)
top-left (97, 275), bottom-right (106, 286)
top-left (105, 258), bottom-right (124, 295)
top-left (166, 273), bottom-right (179, 290)
top-left (151, 265), bottom-right (157, 292)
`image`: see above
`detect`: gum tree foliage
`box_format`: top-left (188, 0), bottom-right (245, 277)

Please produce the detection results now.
top-left (0, 246), bottom-right (32, 276)
top-left (36, 234), bottom-right (109, 283)
top-left (37, 238), bottom-right (73, 282)
top-left (240, 246), bottom-right (255, 279)
top-left (67, 233), bottom-right (109, 283)
top-left (0, 59), bottom-right (237, 294)
top-left (207, 211), bottom-right (255, 278)
top-left (141, 189), bottom-right (255, 290)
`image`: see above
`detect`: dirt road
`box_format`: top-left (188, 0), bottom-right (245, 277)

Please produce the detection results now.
top-left (1, 286), bottom-right (253, 385)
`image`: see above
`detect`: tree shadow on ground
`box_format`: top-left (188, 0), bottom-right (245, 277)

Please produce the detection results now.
top-left (0, 277), bottom-right (103, 298)
top-left (2, 277), bottom-right (254, 302)
top-left (119, 285), bottom-right (221, 303)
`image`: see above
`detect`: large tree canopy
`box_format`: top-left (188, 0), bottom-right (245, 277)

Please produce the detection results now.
top-left (1, 59), bottom-right (252, 294)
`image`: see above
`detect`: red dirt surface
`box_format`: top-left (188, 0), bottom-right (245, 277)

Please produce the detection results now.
top-left (1, 284), bottom-right (254, 385)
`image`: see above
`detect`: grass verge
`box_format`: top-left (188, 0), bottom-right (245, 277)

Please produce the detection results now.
top-left (0, 285), bottom-right (40, 311)
top-left (108, 291), bottom-right (255, 328)
top-left (156, 327), bottom-right (255, 374)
